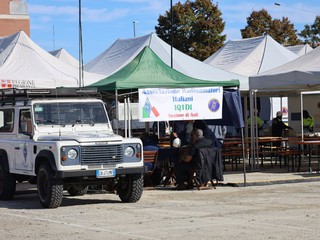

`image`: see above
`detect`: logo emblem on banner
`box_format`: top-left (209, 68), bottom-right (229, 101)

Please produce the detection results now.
top-left (208, 98), bottom-right (220, 112)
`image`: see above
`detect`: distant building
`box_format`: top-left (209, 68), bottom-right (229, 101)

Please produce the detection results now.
top-left (0, 0), bottom-right (30, 37)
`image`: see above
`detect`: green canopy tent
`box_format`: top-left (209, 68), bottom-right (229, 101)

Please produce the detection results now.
top-left (90, 46), bottom-right (247, 186)
top-left (90, 46), bottom-right (239, 90)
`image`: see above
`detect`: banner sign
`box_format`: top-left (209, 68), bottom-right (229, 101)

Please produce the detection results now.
top-left (138, 87), bottom-right (223, 122)
top-left (0, 79), bottom-right (35, 89)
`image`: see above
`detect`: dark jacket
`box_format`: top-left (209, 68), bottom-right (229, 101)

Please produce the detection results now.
top-left (272, 117), bottom-right (291, 137)
top-left (188, 137), bottom-right (213, 158)
top-left (195, 147), bottom-right (224, 184)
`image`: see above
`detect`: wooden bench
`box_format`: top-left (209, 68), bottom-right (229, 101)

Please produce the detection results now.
top-left (277, 149), bottom-right (300, 171)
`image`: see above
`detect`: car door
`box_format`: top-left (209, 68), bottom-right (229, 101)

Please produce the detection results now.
top-left (14, 109), bottom-right (33, 171)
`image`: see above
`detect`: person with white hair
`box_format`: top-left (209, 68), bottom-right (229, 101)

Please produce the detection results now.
top-left (272, 111), bottom-right (293, 145)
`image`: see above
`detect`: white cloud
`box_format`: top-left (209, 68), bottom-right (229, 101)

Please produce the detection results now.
top-left (29, 4), bottom-right (131, 23)
top-left (29, 5), bottom-right (77, 16)
top-left (82, 8), bottom-right (131, 22)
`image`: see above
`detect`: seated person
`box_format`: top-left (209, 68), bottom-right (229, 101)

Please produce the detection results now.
top-left (140, 132), bottom-right (163, 186)
top-left (174, 128), bottom-right (213, 190)
top-left (140, 132), bottom-right (158, 151)
top-left (140, 132), bottom-right (158, 170)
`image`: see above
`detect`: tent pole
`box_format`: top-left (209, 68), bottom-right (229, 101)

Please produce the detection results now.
top-left (244, 95), bottom-right (248, 139)
top-left (115, 89), bottom-right (119, 135)
top-left (128, 97), bottom-right (132, 138)
top-left (124, 97), bottom-right (127, 138)
top-left (249, 90), bottom-right (254, 171)
top-left (241, 127), bottom-right (247, 187)
top-left (254, 91), bottom-right (259, 169)
top-left (300, 93), bottom-right (304, 141)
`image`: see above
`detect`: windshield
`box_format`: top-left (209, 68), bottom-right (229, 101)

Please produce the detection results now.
top-left (33, 102), bottom-right (109, 125)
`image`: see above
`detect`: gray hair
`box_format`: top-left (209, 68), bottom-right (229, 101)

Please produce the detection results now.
top-left (192, 128), bottom-right (203, 138)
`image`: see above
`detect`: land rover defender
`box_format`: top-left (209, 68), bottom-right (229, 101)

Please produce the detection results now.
top-left (0, 88), bottom-right (145, 208)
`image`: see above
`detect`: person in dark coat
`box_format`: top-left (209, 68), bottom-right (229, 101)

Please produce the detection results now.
top-left (174, 128), bottom-right (213, 190)
top-left (272, 111), bottom-right (293, 137)
top-left (272, 111), bottom-right (293, 147)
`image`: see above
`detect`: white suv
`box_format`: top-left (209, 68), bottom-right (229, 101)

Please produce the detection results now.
top-left (0, 88), bottom-right (144, 208)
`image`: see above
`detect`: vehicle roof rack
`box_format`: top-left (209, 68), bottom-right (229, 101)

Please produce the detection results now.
top-left (0, 87), bottom-right (101, 106)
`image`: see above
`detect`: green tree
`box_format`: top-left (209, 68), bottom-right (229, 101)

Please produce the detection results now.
top-left (155, 0), bottom-right (225, 61)
top-left (241, 9), bottom-right (272, 38)
top-left (241, 9), bottom-right (300, 45)
top-left (270, 17), bottom-right (300, 45)
top-left (299, 16), bottom-right (320, 47)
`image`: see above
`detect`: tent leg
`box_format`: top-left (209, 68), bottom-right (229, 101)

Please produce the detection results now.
top-left (241, 127), bottom-right (247, 187)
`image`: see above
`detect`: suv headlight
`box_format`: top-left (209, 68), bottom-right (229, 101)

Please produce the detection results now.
top-left (124, 146), bottom-right (134, 157)
top-left (67, 148), bottom-right (78, 160)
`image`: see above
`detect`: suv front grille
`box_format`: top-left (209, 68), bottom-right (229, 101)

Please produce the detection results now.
top-left (80, 145), bottom-right (123, 165)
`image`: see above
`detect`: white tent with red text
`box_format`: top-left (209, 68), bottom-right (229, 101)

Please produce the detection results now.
top-left (0, 31), bottom-right (104, 89)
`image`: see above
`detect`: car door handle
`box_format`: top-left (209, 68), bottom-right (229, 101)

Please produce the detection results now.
top-left (15, 147), bottom-right (20, 150)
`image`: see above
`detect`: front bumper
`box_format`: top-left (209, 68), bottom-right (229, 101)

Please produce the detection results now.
top-left (56, 166), bottom-right (147, 178)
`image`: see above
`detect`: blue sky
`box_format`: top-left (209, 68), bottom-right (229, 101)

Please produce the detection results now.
top-left (28, 0), bottom-right (320, 63)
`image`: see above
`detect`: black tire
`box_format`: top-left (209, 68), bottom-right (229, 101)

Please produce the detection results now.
top-left (117, 173), bottom-right (143, 203)
top-left (0, 160), bottom-right (16, 200)
top-left (37, 162), bottom-right (63, 208)
top-left (67, 185), bottom-right (89, 196)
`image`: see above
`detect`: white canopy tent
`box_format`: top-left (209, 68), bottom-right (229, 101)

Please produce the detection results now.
top-left (285, 44), bottom-right (313, 56)
top-left (0, 31), bottom-right (104, 89)
top-left (84, 33), bottom-right (249, 90)
top-left (249, 46), bottom-right (320, 168)
top-left (249, 46), bottom-right (320, 91)
top-left (204, 35), bottom-right (299, 77)
top-left (49, 48), bottom-right (79, 68)
top-left (205, 35), bottom-right (302, 136)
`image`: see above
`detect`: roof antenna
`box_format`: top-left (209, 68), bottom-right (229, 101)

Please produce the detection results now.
top-left (78, 0), bottom-right (84, 88)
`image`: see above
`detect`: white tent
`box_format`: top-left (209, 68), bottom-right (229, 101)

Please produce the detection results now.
top-left (0, 31), bottom-right (104, 89)
top-left (285, 44), bottom-right (313, 56)
top-left (49, 48), bottom-right (79, 68)
top-left (249, 46), bottom-right (320, 91)
top-left (84, 33), bottom-right (249, 90)
top-left (204, 35), bottom-right (299, 77)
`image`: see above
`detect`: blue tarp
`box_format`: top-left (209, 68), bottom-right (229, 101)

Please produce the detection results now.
top-left (205, 89), bottom-right (244, 129)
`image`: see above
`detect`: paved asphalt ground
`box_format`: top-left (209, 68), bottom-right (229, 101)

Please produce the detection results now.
top-left (1, 170), bottom-right (320, 240)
